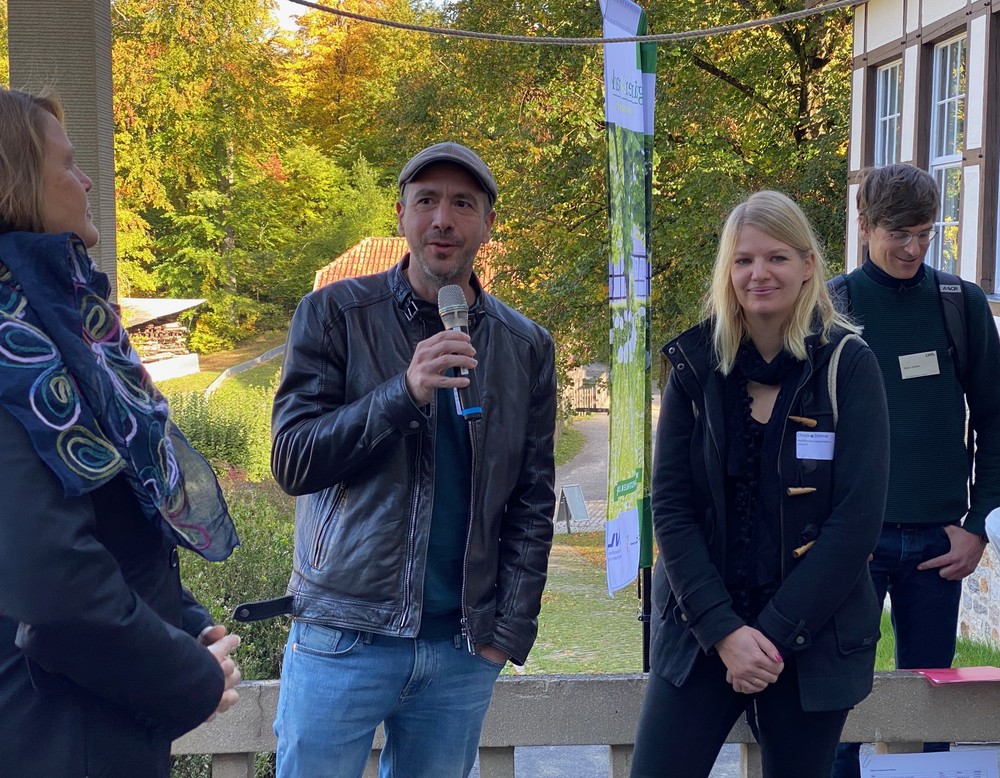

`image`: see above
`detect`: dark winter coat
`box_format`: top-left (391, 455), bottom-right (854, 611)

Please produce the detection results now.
top-left (0, 406), bottom-right (223, 777)
top-left (649, 322), bottom-right (890, 712)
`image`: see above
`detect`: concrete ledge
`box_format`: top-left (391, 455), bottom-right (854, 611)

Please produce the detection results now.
top-left (173, 672), bottom-right (1000, 776)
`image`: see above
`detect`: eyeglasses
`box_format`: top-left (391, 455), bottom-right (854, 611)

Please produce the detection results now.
top-left (883, 229), bottom-right (937, 247)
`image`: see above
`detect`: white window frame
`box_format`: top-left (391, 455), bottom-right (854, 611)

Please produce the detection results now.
top-left (928, 35), bottom-right (966, 275)
top-left (874, 61), bottom-right (902, 167)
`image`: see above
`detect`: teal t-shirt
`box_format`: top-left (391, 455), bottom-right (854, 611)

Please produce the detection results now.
top-left (418, 388), bottom-right (472, 638)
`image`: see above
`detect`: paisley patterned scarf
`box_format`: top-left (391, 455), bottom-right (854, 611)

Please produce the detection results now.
top-left (0, 231), bottom-right (238, 561)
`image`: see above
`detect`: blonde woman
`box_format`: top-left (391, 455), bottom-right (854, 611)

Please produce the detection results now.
top-left (631, 191), bottom-right (889, 777)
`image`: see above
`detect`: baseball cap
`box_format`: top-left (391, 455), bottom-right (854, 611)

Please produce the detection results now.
top-left (398, 142), bottom-right (497, 207)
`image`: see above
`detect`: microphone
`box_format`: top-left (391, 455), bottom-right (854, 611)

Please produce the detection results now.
top-left (437, 284), bottom-right (482, 421)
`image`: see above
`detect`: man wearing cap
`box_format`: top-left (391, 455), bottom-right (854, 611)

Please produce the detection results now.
top-left (267, 142), bottom-right (556, 777)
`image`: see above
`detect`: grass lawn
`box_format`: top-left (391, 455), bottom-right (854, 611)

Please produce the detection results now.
top-left (158, 335), bottom-right (285, 396)
top-left (555, 424), bottom-right (585, 467)
top-left (197, 329), bottom-right (288, 372)
top-left (522, 542), bottom-right (645, 674)
top-left (547, 531), bottom-right (1000, 675)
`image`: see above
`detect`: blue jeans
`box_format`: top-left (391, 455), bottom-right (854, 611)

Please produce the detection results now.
top-left (274, 620), bottom-right (504, 778)
top-left (831, 524), bottom-right (962, 778)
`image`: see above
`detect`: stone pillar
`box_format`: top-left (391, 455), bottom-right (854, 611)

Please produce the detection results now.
top-left (7, 0), bottom-right (117, 297)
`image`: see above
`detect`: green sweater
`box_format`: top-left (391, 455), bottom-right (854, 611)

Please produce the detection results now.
top-left (844, 261), bottom-right (1000, 535)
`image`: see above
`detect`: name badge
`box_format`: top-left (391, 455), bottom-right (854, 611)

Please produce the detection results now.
top-left (898, 350), bottom-right (940, 380)
top-left (796, 431), bottom-right (835, 461)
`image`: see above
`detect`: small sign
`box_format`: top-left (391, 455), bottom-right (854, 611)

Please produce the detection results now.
top-left (606, 507), bottom-right (640, 596)
top-left (555, 485), bottom-right (590, 533)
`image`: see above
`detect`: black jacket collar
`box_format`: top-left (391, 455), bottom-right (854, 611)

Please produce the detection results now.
top-left (389, 254), bottom-right (487, 326)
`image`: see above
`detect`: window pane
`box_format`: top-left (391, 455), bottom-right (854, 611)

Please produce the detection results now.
top-left (929, 37), bottom-right (966, 272)
top-left (874, 62), bottom-right (901, 166)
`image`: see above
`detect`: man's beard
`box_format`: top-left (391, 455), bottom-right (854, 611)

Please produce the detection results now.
top-left (411, 244), bottom-right (476, 286)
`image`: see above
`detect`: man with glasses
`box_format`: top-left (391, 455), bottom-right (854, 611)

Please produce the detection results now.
top-left (831, 164), bottom-right (1000, 777)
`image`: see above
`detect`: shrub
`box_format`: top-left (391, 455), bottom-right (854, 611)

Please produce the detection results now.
top-left (180, 479), bottom-right (295, 681)
top-left (172, 480), bottom-right (293, 777)
top-left (167, 388), bottom-right (272, 482)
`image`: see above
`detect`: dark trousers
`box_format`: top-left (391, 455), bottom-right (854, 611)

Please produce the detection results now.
top-left (631, 651), bottom-right (848, 778)
top-left (831, 525), bottom-right (962, 778)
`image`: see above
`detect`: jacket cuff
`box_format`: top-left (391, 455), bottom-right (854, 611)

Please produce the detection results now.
top-left (757, 601), bottom-right (811, 653)
top-left (383, 373), bottom-right (430, 433)
top-left (675, 585), bottom-right (744, 652)
top-left (963, 509), bottom-right (988, 538)
top-left (490, 620), bottom-right (532, 667)
top-left (693, 609), bottom-right (747, 654)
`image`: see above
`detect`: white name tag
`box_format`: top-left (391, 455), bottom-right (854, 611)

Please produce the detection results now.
top-left (796, 431), bottom-right (835, 461)
top-left (898, 350), bottom-right (940, 379)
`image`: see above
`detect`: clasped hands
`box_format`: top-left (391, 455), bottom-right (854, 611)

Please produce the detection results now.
top-left (198, 625), bottom-right (242, 721)
top-left (716, 626), bottom-right (784, 695)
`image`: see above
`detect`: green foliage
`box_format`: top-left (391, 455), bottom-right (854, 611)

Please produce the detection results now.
top-left (103, 0), bottom-right (856, 379)
top-left (166, 387), bottom-right (273, 481)
top-left (110, 0), bottom-right (402, 353)
top-left (173, 482), bottom-right (290, 778)
top-left (554, 424), bottom-right (585, 467)
top-left (0, 5), bottom-right (8, 86)
top-left (644, 1), bottom-right (853, 343)
top-left (171, 752), bottom-right (276, 778)
top-left (180, 481), bottom-right (295, 681)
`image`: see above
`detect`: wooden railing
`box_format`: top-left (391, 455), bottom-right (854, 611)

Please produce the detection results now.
top-left (173, 671), bottom-right (1000, 778)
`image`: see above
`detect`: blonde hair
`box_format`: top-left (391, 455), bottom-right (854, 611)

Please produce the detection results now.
top-left (0, 87), bottom-right (64, 234)
top-left (708, 190), bottom-right (858, 374)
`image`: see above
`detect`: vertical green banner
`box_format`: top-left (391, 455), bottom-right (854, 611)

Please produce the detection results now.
top-left (600, 0), bottom-right (656, 595)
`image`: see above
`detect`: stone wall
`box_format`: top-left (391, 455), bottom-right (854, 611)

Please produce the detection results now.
top-left (960, 544), bottom-right (1000, 648)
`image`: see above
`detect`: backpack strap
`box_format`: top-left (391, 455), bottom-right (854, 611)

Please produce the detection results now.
top-left (828, 333), bottom-right (861, 430)
top-left (934, 268), bottom-right (968, 388)
top-left (828, 273), bottom-right (850, 315)
top-left (933, 268), bottom-right (974, 476)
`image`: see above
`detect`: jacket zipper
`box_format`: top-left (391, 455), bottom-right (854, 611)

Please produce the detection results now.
top-left (400, 321), bottom-right (428, 630)
top-left (401, 433), bottom-right (423, 629)
top-left (459, 417), bottom-right (480, 654)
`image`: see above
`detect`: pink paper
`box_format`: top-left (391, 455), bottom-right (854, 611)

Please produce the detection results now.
top-left (908, 666), bottom-right (1000, 684)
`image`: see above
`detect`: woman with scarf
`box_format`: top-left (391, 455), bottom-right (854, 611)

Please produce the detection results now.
top-left (631, 191), bottom-right (889, 777)
top-left (0, 87), bottom-right (241, 776)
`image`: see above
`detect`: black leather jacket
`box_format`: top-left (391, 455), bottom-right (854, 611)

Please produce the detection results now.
top-left (271, 258), bottom-right (556, 664)
top-left (650, 321), bottom-right (889, 711)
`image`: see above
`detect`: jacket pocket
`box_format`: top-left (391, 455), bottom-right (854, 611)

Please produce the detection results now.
top-left (833, 574), bottom-right (881, 656)
top-left (310, 485), bottom-right (348, 568)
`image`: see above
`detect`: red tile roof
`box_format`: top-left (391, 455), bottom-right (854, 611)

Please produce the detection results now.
top-left (314, 237), bottom-right (500, 291)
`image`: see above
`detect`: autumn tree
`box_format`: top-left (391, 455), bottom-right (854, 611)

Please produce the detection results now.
top-left (646, 0), bottom-right (854, 344)
top-left (417, 0), bottom-right (854, 362)
top-left (282, 0), bottom-right (434, 160)
top-left (110, 0), bottom-right (401, 349)
top-left (0, 4), bottom-right (8, 86)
